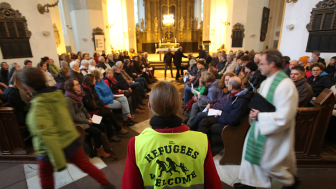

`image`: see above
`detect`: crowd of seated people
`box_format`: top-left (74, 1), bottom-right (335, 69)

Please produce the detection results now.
top-left (0, 50), bottom-right (158, 158)
top-left (181, 49), bottom-right (336, 150)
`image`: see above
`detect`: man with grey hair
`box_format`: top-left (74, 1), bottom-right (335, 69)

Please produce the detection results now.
top-left (219, 54), bottom-right (236, 75)
top-left (284, 60), bottom-right (298, 77)
top-left (97, 56), bottom-right (107, 70)
top-left (197, 76), bottom-right (252, 134)
top-left (216, 54), bottom-right (227, 72)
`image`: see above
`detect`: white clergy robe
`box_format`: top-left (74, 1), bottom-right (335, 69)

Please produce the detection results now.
top-left (239, 71), bottom-right (298, 188)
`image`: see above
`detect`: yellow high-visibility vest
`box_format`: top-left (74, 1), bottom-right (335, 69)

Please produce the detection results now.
top-left (135, 128), bottom-right (208, 189)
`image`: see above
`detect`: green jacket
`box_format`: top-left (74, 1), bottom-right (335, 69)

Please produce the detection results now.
top-left (193, 86), bottom-right (208, 96)
top-left (27, 89), bottom-right (79, 171)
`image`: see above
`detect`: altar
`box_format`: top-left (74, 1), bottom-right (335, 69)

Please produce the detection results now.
top-left (159, 42), bottom-right (179, 48)
top-left (156, 48), bottom-right (178, 61)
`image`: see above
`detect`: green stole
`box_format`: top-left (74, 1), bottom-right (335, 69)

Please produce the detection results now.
top-left (244, 70), bottom-right (288, 165)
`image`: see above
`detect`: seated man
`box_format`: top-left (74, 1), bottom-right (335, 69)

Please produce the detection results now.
top-left (284, 60), bottom-right (298, 77)
top-left (290, 66), bottom-right (313, 107)
top-left (197, 76), bottom-right (252, 143)
top-left (216, 54), bottom-right (227, 73)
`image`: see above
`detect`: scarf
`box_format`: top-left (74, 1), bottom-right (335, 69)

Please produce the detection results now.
top-left (244, 70), bottom-right (288, 165)
top-left (72, 69), bottom-right (81, 73)
top-left (9, 84), bottom-right (30, 105)
top-left (108, 76), bottom-right (117, 84)
top-left (206, 81), bottom-right (215, 87)
top-left (149, 115), bottom-right (183, 129)
top-left (49, 64), bottom-right (59, 74)
top-left (65, 90), bottom-right (85, 108)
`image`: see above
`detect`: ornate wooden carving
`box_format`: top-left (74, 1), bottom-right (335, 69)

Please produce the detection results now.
top-left (306, 0), bottom-right (336, 32)
top-left (53, 23), bottom-right (60, 47)
top-left (231, 23), bottom-right (245, 47)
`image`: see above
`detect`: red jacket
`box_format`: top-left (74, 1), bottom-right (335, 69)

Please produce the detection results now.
top-left (121, 125), bottom-right (222, 189)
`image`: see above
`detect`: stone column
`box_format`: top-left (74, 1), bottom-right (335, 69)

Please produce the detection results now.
top-left (68, 0), bottom-right (106, 54)
top-left (147, 0), bottom-right (151, 31)
top-left (177, 0), bottom-right (181, 39)
top-left (187, 0), bottom-right (190, 30)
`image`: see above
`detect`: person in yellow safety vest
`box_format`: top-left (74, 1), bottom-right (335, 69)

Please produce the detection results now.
top-left (122, 81), bottom-right (222, 189)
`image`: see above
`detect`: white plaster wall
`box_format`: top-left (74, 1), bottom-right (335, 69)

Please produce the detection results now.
top-left (202, 0), bottom-right (211, 48)
top-left (229, 0), bottom-right (248, 52)
top-left (70, 10), bottom-right (93, 54)
top-left (0, 0), bottom-right (59, 67)
top-left (59, 0), bottom-right (77, 53)
top-left (102, 0), bottom-right (112, 54)
top-left (126, 0), bottom-right (136, 51)
top-left (194, 0), bottom-right (202, 28)
top-left (279, 0), bottom-right (335, 64)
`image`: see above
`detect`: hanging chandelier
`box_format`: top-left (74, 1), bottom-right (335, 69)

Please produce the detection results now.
top-left (163, 14), bottom-right (174, 26)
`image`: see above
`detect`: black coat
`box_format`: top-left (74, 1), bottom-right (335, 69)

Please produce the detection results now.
top-left (197, 49), bottom-right (207, 59)
top-left (317, 57), bottom-right (326, 66)
top-left (246, 70), bottom-right (265, 91)
top-left (124, 66), bottom-right (137, 80)
top-left (174, 49), bottom-right (187, 66)
top-left (113, 72), bottom-right (130, 90)
top-left (307, 72), bottom-right (334, 97)
top-left (107, 59), bottom-right (115, 67)
top-left (0, 69), bottom-right (8, 85)
top-left (133, 61), bottom-right (143, 74)
top-left (70, 69), bottom-right (84, 84)
top-left (210, 57), bottom-right (219, 67)
top-left (81, 84), bottom-right (105, 112)
top-left (96, 62), bottom-right (107, 70)
top-left (164, 52), bottom-right (174, 64)
top-left (3, 87), bottom-right (28, 126)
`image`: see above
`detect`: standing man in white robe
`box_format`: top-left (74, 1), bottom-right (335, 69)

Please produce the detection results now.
top-left (234, 49), bottom-right (300, 189)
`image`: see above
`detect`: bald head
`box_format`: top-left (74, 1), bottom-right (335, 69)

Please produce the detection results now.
top-left (168, 48), bottom-right (171, 52)
top-left (289, 60), bottom-right (298, 70)
top-left (228, 76), bottom-right (242, 91)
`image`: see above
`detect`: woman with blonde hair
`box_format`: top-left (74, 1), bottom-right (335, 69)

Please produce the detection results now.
top-left (122, 81), bottom-right (221, 189)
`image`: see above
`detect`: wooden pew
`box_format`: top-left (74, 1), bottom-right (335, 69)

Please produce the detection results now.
top-left (219, 88), bottom-right (336, 167)
top-left (219, 116), bottom-right (250, 165)
top-left (0, 107), bottom-right (35, 162)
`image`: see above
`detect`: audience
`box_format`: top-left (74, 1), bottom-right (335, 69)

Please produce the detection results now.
top-left (55, 67), bottom-right (70, 92)
top-left (307, 62), bottom-right (333, 99)
top-left (305, 57), bottom-right (315, 79)
top-left (79, 59), bottom-right (90, 76)
top-left (298, 56), bottom-right (310, 68)
top-left (106, 54), bottom-right (115, 67)
top-left (284, 60), bottom-right (299, 77)
top-left (64, 78), bottom-right (110, 158)
top-left (0, 62), bottom-right (9, 85)
top-left (244, 62), bottom-right (264, 92)
top-left (48, 59), bottom-right (59, 77)
top-left (312, 50), bottom-right (326, 66)
top-left (219, 54), bottom-right (236, 75)
top-left (234, 56), bottom-right (243, 75)
top-left (123, 59), bottom-right (150, 93)
top-left (282, 56), bottom-right (290, 68)
top-left (23, 60), bottom-right (33, 69)
top-left (70, 61), bottom-right (84, 84)
top-left (97, 56), bottom-right (108, 70)
top-left (61, 60), bottom-right (69, 69)
top-left (38, 60), bottom-right (56, 86)
top-left (216, 54), bottom-right (227, 73)
top-left (324, 56), bottom-right (336, 78)
top-left (81, 74), bottom-right (128, 142)
top-left (290, 66), bottom-right (313, 107)
top-left (254, 54), bottom-right (261, 64)
top-left (210, 53), bottom-right (219, 67)
top-left (8, 63), bottom-right (21, 81)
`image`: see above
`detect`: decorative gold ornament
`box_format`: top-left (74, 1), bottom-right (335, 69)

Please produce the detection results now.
top-left (53, 24), bottom-right (61, 47)
top-left (37, 0), bottom-right (59, 14)
top-left (286, 0), bottom-right (298, 3)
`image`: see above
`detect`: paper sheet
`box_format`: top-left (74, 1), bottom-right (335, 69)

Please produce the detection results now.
top-left (114, 94), bottom-right (125, 97)
top-left (148, 67), bottom-right (153, 70)
top-left (143, 68), bottom-right (146, 72)
top-left (208, 109), bottom-right (222, 116)
top-left (92, 115), bottom-right (103, 124)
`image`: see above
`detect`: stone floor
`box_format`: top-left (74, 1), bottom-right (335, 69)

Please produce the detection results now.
top-left (1, 70), bottom-right (336, 189)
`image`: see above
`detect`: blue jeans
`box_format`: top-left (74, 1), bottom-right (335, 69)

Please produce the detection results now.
top-left (135, 77), bottom-right (148, 89)
top-left (189, 112), bottom-right (214, 131)
top-left (184, 84), bottom-right (192, 106)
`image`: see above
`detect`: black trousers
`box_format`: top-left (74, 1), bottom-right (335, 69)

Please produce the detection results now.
top-left (198, 117), bottom-right (224, 147)
top-left (175, 65), bottom-right (184, 79)
top-left (96, 109), bottom-right (122, 138)
top-left (85, 125), bottom-right (102, 148)
top-left (165, 63), bottom-right (173, 77)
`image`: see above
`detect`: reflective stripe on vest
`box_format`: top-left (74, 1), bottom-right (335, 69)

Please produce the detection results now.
top-left (135, 128), bottom-right (208, 189)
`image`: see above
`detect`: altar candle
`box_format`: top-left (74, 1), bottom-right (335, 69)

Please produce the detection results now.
top-left (175, 38), bottom-right (176, 43)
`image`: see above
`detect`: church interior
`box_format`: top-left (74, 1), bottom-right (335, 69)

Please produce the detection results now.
top-left (0, 0), bottom-right (336, 188)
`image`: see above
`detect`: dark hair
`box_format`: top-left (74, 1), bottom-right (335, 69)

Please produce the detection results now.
top-left (0, 62), bottom-right (7, 68)
top-left (59, 67), bottom-right (69, 75)
top-left (18, 68), bottom-right (46, 91)
top-left (208, 66), bottom-right (218, 76)
top-left (291, 65), bottom-right (305, 75)
top-left (124, 59), bottom-right (130, 65)
top-left (264, 49), bottom-right (283, 69)
top-left (310, 62), bottom-right (325, 71)
top-left (312, 50), bottom-right (320, 56)
top-left (92, 70), bottom-right (101, 80)
top-left (331, 56), bottom-right (336, 60)
top-left (197, 60), bottom-right (205, 65)
top-left (24, 60), bottom-right (32, 65)
top-left (37, 61), bottom-right (47, 68)
top-left (41, 56), bottom-right (49, 63)
top-left (204, 72), bottom-right (216, 82)
top-left (64, 78), bottom-right (77, 92)
top-left (241, 55), bottom-right (251, 62)
top-left (83, 74), bottom-right (95, 86)
top-left (283, 56), bottom-right (290, 65)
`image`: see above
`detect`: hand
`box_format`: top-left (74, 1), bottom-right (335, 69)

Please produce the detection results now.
top-left (214, 113), bottom-right (220, 118)
top-left (250, 109), bottom-right (260, 120)
top-left (191, 89), bottom-right (195, 93)
top-left (241, 72), bottom-right (245, 77)
top-left (99, 67), bottom-right (103, 70)
top-left (206, 103), bottom-right (210, 110)
top-left (129, 79), bottom-right (133, 83)
top-left (88, 119), bottom-right (93, 124)
top-left (133, 73), bottom-right (137, 75)
top-left (118, 89), bottom-right (123, 93)
top-left (129, 88), bottom-right (132, 92)
top-left (312, 97), bottom-right (317, 101)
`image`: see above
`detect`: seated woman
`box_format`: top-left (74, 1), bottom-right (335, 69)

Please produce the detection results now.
top-left (92, 70), bottom-right (139, 126)
top-left (122, 81), bottom-right (221, 189)
top-left (48, 59), bottom-right (59, 78)
top-left (79, 59), bottom-right (89, 76)
top-left (55, 67), bottom-right (70, 92)
top-left (64, 78), bottom-right (110, 158)
top-left (183, 60), bottom-right (206, 106)
top-left (124, 59), bottom-right (150, 93)
top-left (70, 61), bottom-right (84, 84)
top-left (324, 56), bottom-right (336, 78)
top-left (132, 56), bottom-right (152, 84)
top-left (103, 68), bottom-right (145, 113)
top-left (189, 72), bottom-right (236, 130)
top-left (89, 59), bottom-right (105, 77)
top-left (0, 62), bottom-right (9, 85)
top-left (307, 62), bottom-right (334, 99)
top-left (81, 74), bottom-right (129, 142)
top-left (305, 57), bottom-right (315, 79)
top-left (38, 60), bottom-right (57, 86)
top-left (115, 62), bottom-right (148, 100)
top-left (187, 72), bottom-right (221, 126)
top-left (3, 70), bottom-right (31, 126)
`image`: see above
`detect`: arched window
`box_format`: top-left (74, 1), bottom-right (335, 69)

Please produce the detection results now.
top-left (0, 2), bottom-right (32, 59)
top-left (306, 0), bottom-right (336, 52)
top-left (231, 23), bottom-right (245, 48)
